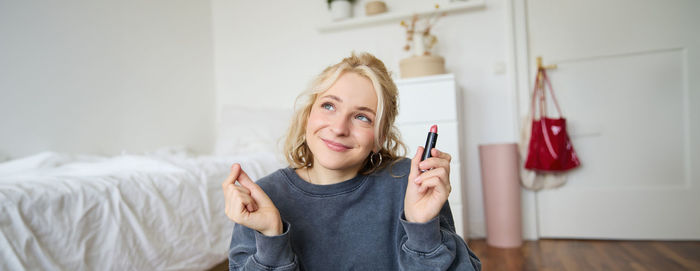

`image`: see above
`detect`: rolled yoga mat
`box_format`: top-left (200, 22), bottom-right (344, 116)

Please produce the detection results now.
top-left (479, 143), bottom-right (523, 248)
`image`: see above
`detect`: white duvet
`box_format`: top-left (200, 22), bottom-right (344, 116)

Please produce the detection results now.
top-left (0, 148), bottom-right (285, 271)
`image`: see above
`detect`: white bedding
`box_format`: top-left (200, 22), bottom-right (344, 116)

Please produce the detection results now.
top-left (0, 148), bottom-right (285, 271)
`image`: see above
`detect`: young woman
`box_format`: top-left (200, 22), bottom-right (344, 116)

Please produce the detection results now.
top-left (222, 53), bottom-right (481, 270)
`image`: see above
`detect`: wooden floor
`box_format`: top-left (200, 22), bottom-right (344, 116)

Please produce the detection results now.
top-left (209, 239), bottom-right (700, 270)
top-left (467, 239), bottom-right (700, 271)
top-left (209, 260), bottom-right (227, 271)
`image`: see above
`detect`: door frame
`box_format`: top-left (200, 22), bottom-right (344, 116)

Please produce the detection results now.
top-left (505, 0), bottom-right (540, 240)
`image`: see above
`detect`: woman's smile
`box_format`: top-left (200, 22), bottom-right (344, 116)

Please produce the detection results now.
top-left (321, 138), bottom-right (352, 152)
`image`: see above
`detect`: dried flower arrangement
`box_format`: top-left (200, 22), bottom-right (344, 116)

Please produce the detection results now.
top-left (400, 5), bottom-right (448, 56)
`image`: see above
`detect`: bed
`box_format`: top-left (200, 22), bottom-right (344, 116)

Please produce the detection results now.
top-left (0, 106), bottom-right (292, 270)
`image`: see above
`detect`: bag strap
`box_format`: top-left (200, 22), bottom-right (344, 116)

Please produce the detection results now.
top-left (540, 68), bottom-right (563, 118)
top-left (530, 67), bottom-right (562, 159)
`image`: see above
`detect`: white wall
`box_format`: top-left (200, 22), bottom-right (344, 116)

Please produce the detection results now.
top-left (0, 0), bottom-right (216, 158)
top-left (212, 0), bottom-right (518, 238)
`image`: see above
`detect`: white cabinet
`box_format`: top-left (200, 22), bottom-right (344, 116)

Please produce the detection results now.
top-left (395, 74), bottom-right (467, 239)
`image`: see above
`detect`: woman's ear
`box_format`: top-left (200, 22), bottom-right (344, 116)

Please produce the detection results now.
top-left (379, 134), bottom-right (387, 151)
top-left (372, 139), bottom-right (382, 153)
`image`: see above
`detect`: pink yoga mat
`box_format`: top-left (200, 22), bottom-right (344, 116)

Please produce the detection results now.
top-left (479, 143), bottom-right (523, 248)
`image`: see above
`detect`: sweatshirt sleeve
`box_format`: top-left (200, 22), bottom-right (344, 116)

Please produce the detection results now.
top-left (398, 202), bottom-right (482, 271)
top-left (228, 221), bottom-right (299, 271)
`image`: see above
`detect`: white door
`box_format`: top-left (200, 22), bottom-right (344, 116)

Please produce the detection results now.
top-left (522, 0), bottom-right (700, 239)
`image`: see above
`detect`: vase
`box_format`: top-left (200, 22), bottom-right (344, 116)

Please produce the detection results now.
top-left (478, 143), bottom-right (523, 248)
top-left (412, 32), bottom-right (427, 56)
top-left (330, 0), bottom-right (353, 21)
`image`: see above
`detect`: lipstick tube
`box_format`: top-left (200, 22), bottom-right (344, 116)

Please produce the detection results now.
top-left (421, 125), bottom-right (438, 161)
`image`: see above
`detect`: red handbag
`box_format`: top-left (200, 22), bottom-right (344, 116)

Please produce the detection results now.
top-left (524, 68), bottom-right (581, 172)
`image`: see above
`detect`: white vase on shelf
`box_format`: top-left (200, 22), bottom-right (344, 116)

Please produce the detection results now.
top-left (330, 0), bottom-right (352, 21)
top-left (412, 32), bottom-right (427, 56)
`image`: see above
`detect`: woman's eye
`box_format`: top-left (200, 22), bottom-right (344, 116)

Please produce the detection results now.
top-left (356, 114), bottom-right (372, 123)
top-left (322, 103), bottom-right (335, 111)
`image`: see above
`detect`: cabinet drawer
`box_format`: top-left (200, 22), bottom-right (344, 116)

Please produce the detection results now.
top-left (448, 163), bottom-right (463, 206)
top-left (396, 80), bottom-right (457, 124)
top-left (449, 202), bottom-right (467, 239)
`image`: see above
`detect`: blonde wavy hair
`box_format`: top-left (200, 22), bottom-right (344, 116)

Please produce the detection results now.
top-left (283, 52), bottom-right (407, 175)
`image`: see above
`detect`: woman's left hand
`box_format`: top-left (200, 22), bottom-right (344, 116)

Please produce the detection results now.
top-left (404, 146), bottom-right (452, 223)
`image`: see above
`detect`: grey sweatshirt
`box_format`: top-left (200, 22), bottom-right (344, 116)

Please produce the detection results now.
top-left (228, 158), bottom-right (481, 270)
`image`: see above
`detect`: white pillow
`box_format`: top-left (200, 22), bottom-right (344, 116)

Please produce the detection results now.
top-left (214, 105), bottom-right (293, 156)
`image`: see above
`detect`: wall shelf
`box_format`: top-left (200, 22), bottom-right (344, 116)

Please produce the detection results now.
top-left (317, 0), bottom-right (485, 32)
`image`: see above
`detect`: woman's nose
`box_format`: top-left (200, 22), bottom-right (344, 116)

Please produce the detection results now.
top-left (329, 116), bottom-right (350, 136)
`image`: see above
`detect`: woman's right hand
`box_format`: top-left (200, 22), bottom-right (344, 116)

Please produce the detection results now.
top-left (222, 163), bottom-right (282, 236)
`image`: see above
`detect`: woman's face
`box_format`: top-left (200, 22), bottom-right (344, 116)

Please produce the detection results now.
top-left (305, 72), bottom-right (378, 174)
